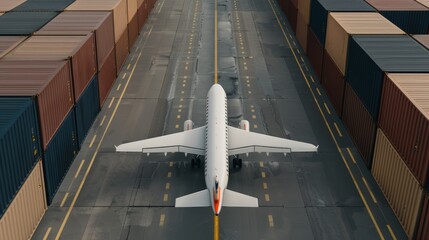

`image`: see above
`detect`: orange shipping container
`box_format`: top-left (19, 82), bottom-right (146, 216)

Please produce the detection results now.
top-left (321, 49), bottom-right (344, 115)
top-left (413, 34), bottom-right (429, 50)
top-left (378, 73), bottom-right (429, 187)
top-left (65, 0), bottom-right (128, 44)
top-left (4, 35), bottom-right (97, 102)
top-left (0, 0), bottom-right (26, 12)
top-left (0, 36), bottom-right (26, 59)
top-left (297, 0), bottom-right (310, 25)
top-left (372, 129), bottom-right (424, 238)
top-left (138, 1), bottom-right (148, 31)
top-left (417, 194), bottom-right (429, 240)
top-left (128, 0), bottom-right (138, 46)
top-left (325, 12), bottom-right (404, 75)
top-left (99, 48), bottom-right (117, 106)
top-left (296, 12), bottom-right (308, 52)
top-left (0, 161), bottom-right (47, 240)
top-left (116, 30), bottom-right (129, 72)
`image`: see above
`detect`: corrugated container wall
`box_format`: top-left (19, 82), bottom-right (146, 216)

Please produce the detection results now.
top-left (413, 35), bottom-right (429, 50)
top-left (298, 0), bottom-right (311, 24)
top-left (364, 0), bottom-right (429, 34)
top-left (309, 0), bottom-right (374, 45)
top-left (0, 98), bottom-right (41, 218)
top-left (0, 161), bottom-right (47, 240)
top-left (0, 61), bottom-right (73, 150)
top-left (43, 110), bottom-right (78, 205)
top-left (137, 0), bottom-right (148, 31)
top-left (98, 49), bottom-right (117, 106)
top-left (372, 129), bottom-right (424, 238)
top-left (306, 27), bottom-right (323, 80)
top-left (417, 194), bottom-right (429, 240)
top-left (342, 83), bottom-right (376, 167)
top-left (325, 12), bottom-right (404, 75)
top-left (283, 0), bottom-right (298, 33)
top-left (128, 0), bottom-right (138, 47)
top-left (378, 74), bottom-right (429, 188)
top-left (0, 0), bottom-right (26, 12)
top-left (116, 29), bottom-right (129, 72)
top-left (35, 11), bottom-right (115, 69)
top-left (346, 35), bottom-right (429, 120)
top-left (321, 50), bottom-right (344, 115)
top-left (296, 12), bottom-right (308, 52)
top-left (0, 12), bottom-right (58, 35)
top-left (0, 36), bottom-right (26, 58)
top-left (12, 0), bottom-right (75, 11)
top-left (4, 35), bottom-right (97, 102)
top-left (75, 75), bottom-right (100, 147)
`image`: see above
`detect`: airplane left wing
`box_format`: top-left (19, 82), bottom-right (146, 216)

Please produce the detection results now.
top-left (115, 126), bottom-right (205, 155)
top-left (228, 126), bottom-right (318, 156)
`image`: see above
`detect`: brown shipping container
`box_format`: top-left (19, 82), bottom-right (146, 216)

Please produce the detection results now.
top-left (325, 12), bottom-right (404, 75)
top-left (306, 27), bottom-right (323, 80)
top-left (138, 2), bottom-right (148, 31)
top-left (379, 73), bottom-right (429, 187)
top-left (284, 0), bottom-right (297, 33)
top-left (296, 12), bottom-right (308, 52)
top-left (65, 0), bottom-right (128, 44)
top-left (417, 194), bottom-right (429, 240)
top-left (0, 161), bottom-right (47, 240)
top-left (0, 36), bottom-right (26, 59)
top-left (128, 14), bottom-right (139, 48)
top-left (0, 0), bottom-right (26, 12)
top-left (98, 48), bottom-right (117, 106)
top-left (413, 35), bottom-right (429, 50)
top-left (35, 12), bottom-right (115, 68)
top-left (128, 0), bottom-right (138, 21)
top-left (321, 49), bottom-right (345, 115)
top-left (116, 29), bottom-right (129, 72)
top-left (342, 83), bottom-right (376, 167)
top-left (372, 129), bottom-right (424, 238)
top-left (297, 0), bottom-right (310, 24)
top-left (290, 0), bottom-right (298, 9)
top-left (4, 35), bottom-right (97, 102)
top-left (0, 61), bottom-right (73, 150)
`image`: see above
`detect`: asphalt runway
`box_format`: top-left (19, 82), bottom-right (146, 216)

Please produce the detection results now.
top-left (33, 0), bottom-right (408, 239)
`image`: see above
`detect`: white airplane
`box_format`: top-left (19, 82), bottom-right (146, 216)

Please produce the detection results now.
top-left (115, 84), bottom-right (318, 215)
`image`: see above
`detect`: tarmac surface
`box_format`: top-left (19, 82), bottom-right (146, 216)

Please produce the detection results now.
top-left (33, 0), bottom-right (408, 239)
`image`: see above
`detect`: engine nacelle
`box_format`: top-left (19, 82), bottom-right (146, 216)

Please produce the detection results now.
top-left (239, 120), bottom-right (250, 132)
top-left (184, 120), bottom-right (194, 131)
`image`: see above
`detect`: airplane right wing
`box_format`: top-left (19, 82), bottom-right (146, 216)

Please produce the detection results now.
top-left (228, 126), bottom-right (318, 156)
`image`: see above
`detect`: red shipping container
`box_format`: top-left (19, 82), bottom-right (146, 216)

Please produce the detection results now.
top-left (307, 27), bottom-right (323, 80)
top-left (417, 194), bottom-right (429, 240)
top-left (0, 61), bottom-right (74, 150)
top-left (284, 0), bottom-right (297, 33)
top-left (128, 14), bottom-right (139, 48)
top-left (379, 73), bottom-right (429, 187)
top-left (321, 49), bottom-right (345, 116)
top-left (138, 2), bottom-right (148, 32)
top-left (342, 83), bottom-right (376, 168)
top-left (98, 49), bottom-right (117, 106)
top-left (115, 29), bottom-right (129, 73)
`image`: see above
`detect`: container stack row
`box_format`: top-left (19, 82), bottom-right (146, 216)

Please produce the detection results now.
top-left (0, 0), bottom-right (157, 239)
top-left (278, 0), bottom-right (429, 238)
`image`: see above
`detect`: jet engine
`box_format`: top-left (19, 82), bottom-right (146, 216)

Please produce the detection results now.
top-left (239, 120), bottom-right (250, 132)
top-left (184, 120), bottom-right (194, 131)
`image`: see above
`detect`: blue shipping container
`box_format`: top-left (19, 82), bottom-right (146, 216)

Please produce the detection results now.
top-left (0, 12), bottom-right (59, 36)
top-left (43, 110), bottom-right (78, 205)
top-left (380, 11), bottom-right (429, 35)
top-left (346, 35), bottom-right (429, 120)
top-left (12, 0), bottom-right (76, 12)
top-left (75, 75), bottom-right (100, 147)
top-left (309, 0), bottom-right (374, 45)
top-left (0, 98), bottom-right (41, 217)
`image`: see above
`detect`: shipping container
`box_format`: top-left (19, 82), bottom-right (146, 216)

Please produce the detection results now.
top-left (116, 29), bottom-right (129, 72)
top-left (12, 0), bottom-right (75, 12)
top-left (35, 11), bottom-right (115, 69)
top-left (0, 98), bottom-right (41, 218)
top-left (309, 0), bottom-right (374, 45)
top-left (364, 0), bottom-right (429, 34)
top-left (66, 0), bottom-right (128, 44)
top-left (0, 11), bottom-right (58, 36)
top-left (75, 75), bottom-right (100, 147)
top-left (137, 1), bottom-right (148, 32)
top-left (306, 27), bottom-right (323, 80)
top-left (43, 110), bottom-right (78, 205)
top-left (372, 129), bottom-right (424, 238)
top-left (298, 0), bottom-right (311, 24)
top-left (0, 161), bottom-right (47, 240)
top-left (296, 12), bottom-right (308, 52)
top-left (342, 83), bottom-right (376, 167)
top-left (321, 50), bottom-right (344, 115)
top-left (4, 35), bottom-right (97, 102)
top-left (0, 0), bottom-right (26, 12)
top-left (417, 194), bottom-right (429, 240)
top-left (346, 35), bottom-right (429, 120)
top-left (0, 36), bottom-right (25, 58)
top-left (98, 48), bottom-right (117, 106)
top-left (128, 15), bottom-right (139, 48)
top-left (284, 0), bottom-right (297, 33)
top-left (413, 34), bottom-right (429, 49)
top-left (325, 12), bottom-right (404, 75)
top-left (379, 73), bottom-right (429, 188)
top-left (0, 61), bottom-right (73, 150)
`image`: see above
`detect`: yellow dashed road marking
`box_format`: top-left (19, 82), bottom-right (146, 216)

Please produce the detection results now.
top-left (43, 227), bottom-right (52, 240)
top-left (159, 214), bottom-right (166, 226)
top-left (261, 172), bottom-right (266, 178)
top-left (268, 215), bottom-right (274, 227)
top-left (334, 122), bottom-right (343, 137)
top-left (167, 172), bottom-right (172, 178)
top-left (108, 97), bottom-right (115, 108)
top-left (163, 194), bottom-right (169, 202)
top-left (89, 135), bottom-right (97, 148)
top-left (74, 160), bottom-right (85, 178)
top-left (166, 183), bottom-right (170, 189)
top-left (263, 182), bottom-right (268, 189)
top-left (362, 177), bottom-right (377, 203)
top-left (60, 193), bottom-right (69, 207)
top-left (265, 194), bottom-right (270, 202)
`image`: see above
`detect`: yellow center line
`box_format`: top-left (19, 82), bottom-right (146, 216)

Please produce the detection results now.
top-left (265, 194), bottom-right (270, 202)
top-left (268, 215), bottom-right (274, 227)
top-left (74, 160), bottom-right (85, 178)
top-left (334, 122), bottom-right (343, 137)
top-left (89, 135), bottom-right (97, 148)
top-left (261, 172), bottom-right (266, 178)
top-left (108, 97), bottom-right (115, 108)
top-left (60, 193), bottom-right (69, 207)
top-left (122, 73), bottom-right (127, 80)
top-left (324, 103), bottom-right (331, 115)
top-left (346, 148), bottom-right (357, 164)
top-left (214, 215), bottom-right (219, 240)
top-left (99, 115), bottom-right (106, 127)
top-left (362, 177), bottom-right (377, 203)
top-left (43, 227), bottom-right (52, 240)
top-left (159, 214), bottom-right (166, 226)
top-left (54, 11), bottom-right (159, 238)
top-left (127, 64), bottom-right (131, 70)
top-left (163, 194), bottom-right (169, 202)
top-left (166, 183), bottom-right (170, 189)
top-left (266, 0), bottom-right (384, 239)
top-left (259, 161), bottom-right (264, 167)
top-left (386, 225), bottom-right (397, 240)
top-left (167, 172), bottom-right (172, 178)
top-left (253, 124), bottom-right (258, 129)
top-left (263, 182), bottom-right (268, 189)
top-left (169, 162), bottom-right (174, 167)
top-left (175, 124), bottom-right (179, 129)
top-left (116, 83), bottom-right (121, 91)
top-left (316, 88), bottom-right (321, 96)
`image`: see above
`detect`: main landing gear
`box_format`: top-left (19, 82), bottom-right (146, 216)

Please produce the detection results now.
top-left (232, 156), bottom-right (242, 168)
top-left (191, 157), bottom-right (201, 168)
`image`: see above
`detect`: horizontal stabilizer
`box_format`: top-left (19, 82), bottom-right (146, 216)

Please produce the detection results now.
top-left (223, 189), bottom-right (258, 207)
top-left (175, 189), bottom-right (210, 207)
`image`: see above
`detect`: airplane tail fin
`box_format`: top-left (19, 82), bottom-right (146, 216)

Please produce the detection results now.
top-left (175, 189), bottom-right (210, 207)
top-left (223, 189), bottom-right (258, 207)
